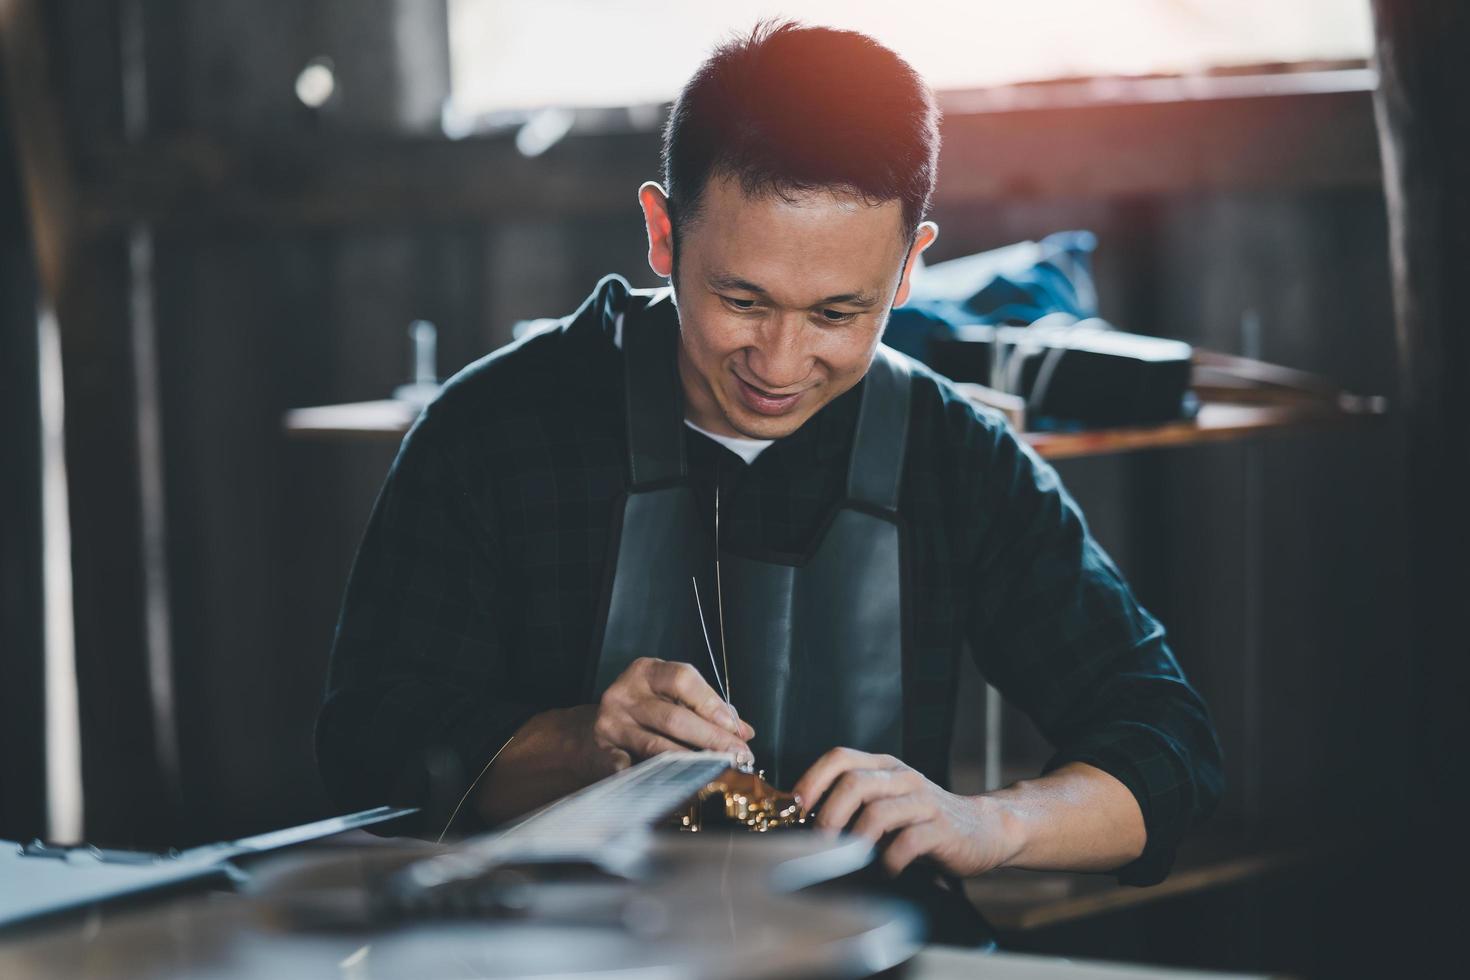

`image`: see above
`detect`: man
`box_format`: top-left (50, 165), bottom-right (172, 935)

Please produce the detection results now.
top-left (318, 21), bottom-right (1221, 940)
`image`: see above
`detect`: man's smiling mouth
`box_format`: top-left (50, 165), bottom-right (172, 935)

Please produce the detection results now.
top-left (733, 373), bottom-right (805, 415)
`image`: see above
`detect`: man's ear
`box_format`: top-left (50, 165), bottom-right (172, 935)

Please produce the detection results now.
top-left (892, 221), bottom-right (939, 308)
top-left (638, 181), bottom-right (675, 279)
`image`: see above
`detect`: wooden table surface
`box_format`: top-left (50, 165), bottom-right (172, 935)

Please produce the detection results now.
top-left (912, 946), bottom-right (1272, 979)
top-left (963, 828), bottom-right (1346, 933)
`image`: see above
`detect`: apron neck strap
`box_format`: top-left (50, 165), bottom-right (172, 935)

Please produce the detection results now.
top-left (622, 291), bottom-right (687, 486)
top-left (846, 346), bottom-right (913, 511)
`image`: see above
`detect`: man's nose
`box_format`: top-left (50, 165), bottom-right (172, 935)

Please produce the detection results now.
top-left (746, 313), bottom-right (813, 390)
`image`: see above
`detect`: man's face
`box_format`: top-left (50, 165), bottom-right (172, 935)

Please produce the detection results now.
top-left (646, 176), bottom-right (934, 441)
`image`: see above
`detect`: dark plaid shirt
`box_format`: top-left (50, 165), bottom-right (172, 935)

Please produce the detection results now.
top-left (318, 275), bottom-right (1222, 885)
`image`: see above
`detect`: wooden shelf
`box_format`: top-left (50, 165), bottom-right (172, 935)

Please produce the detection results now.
top-left (1022, 400), bottom-right (1384, 461)
top-left (283, 396), bottom-right (1386, 460)
top-left (283, 399), bottom-right (422, 442)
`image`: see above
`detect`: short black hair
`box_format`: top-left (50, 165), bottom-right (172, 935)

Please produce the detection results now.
top-left (662, 21), bottom-right (941, 246)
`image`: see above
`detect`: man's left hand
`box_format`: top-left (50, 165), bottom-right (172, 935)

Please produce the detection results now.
top-left (792, 747), bottom-right (1017, 877)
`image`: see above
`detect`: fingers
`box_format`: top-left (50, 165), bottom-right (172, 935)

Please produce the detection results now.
top-left (644, 659), bottom-right (751, 738)
top-left (596, 704), bottom-right (735, 762)
top-left (786, 746), bottom-right (953, 877)
top-left (597, 659), bottom-right (754, 763)
top-left (848, 793), bottom-right (932, 843)
top-left (626, 696), bottom-right (752, 760)
top-left (614, 725), bottom-right (688, 761)
top-left (594, 705), bottom-right (661, 759)
top-left (793, 748), bottom-right (902, 819)
top-left (813, 767), bottom-right (916, 832)
top-left (880, 820), bottom-right (940, 876)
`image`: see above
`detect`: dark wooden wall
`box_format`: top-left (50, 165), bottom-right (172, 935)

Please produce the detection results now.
top-left (141, 0), bottom-right (459, 843)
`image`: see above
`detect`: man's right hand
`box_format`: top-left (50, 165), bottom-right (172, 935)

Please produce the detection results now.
top-left (477, 658), bottom-right (755, 826)
top-left (589, 657), bottom-right (755, 771)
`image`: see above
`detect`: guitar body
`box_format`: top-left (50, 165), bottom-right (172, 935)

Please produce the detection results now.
top-left (0, 755), bottom-right (923, 978)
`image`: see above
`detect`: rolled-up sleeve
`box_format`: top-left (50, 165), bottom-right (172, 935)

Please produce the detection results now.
top-left (316, 411), bottom-right (539, 835)
top-left (966, 423), bottom-right (1223, 885)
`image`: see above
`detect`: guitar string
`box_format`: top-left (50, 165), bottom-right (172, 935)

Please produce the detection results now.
top-left (715, 478), bottom-right (732, 708)
top-left (436, 734), bottom-right (516, 844)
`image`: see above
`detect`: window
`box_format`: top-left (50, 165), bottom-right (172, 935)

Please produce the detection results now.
top-left (448, 0), bottom-right (1373, 116)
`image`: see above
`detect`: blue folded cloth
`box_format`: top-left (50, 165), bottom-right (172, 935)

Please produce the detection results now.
top-left (884, 230), bottom-right (1099, 362)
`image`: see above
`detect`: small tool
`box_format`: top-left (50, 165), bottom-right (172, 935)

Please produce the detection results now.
top-left (692, 483), bottom-right (752, 773)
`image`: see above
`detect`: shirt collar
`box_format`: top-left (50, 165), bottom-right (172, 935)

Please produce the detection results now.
top-left (766, 373), bottom-right (863, 466)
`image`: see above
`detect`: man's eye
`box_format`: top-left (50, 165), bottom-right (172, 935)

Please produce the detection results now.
top-left (722, 296), bottom-right (757, 311)
top-left (820, 309), bottom-right (857, 323)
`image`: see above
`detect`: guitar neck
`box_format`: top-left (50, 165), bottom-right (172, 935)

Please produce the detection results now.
top-left (486, 751), bottom-right (734, 857)
top-left (391, 752), bottom-right (736, 901)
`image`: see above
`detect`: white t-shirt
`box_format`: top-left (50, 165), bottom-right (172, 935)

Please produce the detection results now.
top-left (682, 419), bottom-right (773, 464)
top-left (614, 312), bottom-right (774, 464)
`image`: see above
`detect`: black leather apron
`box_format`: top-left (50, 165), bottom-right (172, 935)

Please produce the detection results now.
top-left (589, 291), bottom-right (913, 788)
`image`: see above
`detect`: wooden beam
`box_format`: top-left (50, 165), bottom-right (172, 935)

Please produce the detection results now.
top-left (80, 128), bottom-right (659, 229)
top-left (0, 79), bottom-right (45, 841)
top-left (71, 71), bottom-right (1382, 232)
top-left (1370, 2), bottom-right (1470, 969)
top-left (0, 0), bottom-right (175, 845)
top-left (1370, 0), bottom-right (1470, 825)
top-left (936, 83), bottom-right (1381, 204)
top-left (0, 0), bottom-right (79, 296)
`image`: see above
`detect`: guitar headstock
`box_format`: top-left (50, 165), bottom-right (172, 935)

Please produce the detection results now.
top-left (674, 767), bottom-right (806, 833)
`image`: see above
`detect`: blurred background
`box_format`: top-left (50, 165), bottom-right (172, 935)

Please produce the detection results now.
top-left (2, 1), bottom-right (1459, 975)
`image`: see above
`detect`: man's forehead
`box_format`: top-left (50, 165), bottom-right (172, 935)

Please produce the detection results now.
top-left (685, 179), bottom-right (908, 300)
top-left (699, 173), bottom-right (905, 229)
